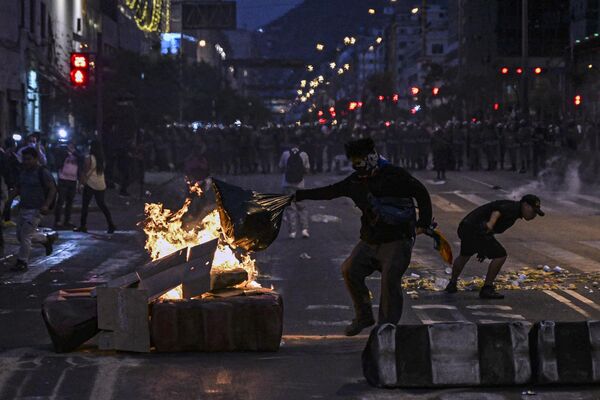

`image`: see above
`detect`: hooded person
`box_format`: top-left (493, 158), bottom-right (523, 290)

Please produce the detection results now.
top-left (293, 138), bottom-right (433, 336)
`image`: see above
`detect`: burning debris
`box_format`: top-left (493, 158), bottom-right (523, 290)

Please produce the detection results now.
top-left (42, 180), bottom-right (285, 353)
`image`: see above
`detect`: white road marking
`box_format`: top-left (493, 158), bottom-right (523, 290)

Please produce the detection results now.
top-left (2, 242), bottom-right (81, 283)
top-left (562, 290), bottom-right (600, 312)
top-left (520, 242), bottom-right (600, 273)
top-left (573, 194), bottom-right (600, 206)
top-left (580, 241), bottom-right (600, 251)
top-left (463, 177), bottom-right (507, 192)
top-left (470, 311), bottom-right (526, 320)
top-left (306, 305), bottom-right (351, 311)
top-left (81, 250), bottom-right (140, 283)
top-left (466, 305), bottom-right (513, 311)
top-left (411, 304), bottom-right (468, 324)
top-left (430, 194), bottom-right (465, 213)
top-left (308, 320), bottom-right (352, 327)
top-left (555, 199), bottom-right (598, 215)
top-left (543, 290), bottom-right (592, 318)
top-left (453, 192), bottom-right (490, 207)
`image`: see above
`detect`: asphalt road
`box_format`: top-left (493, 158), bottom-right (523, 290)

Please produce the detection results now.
top-left (1, 169), bottom-right (600, 399)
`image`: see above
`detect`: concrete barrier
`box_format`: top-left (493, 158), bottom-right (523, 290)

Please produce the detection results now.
top-left (363, 322), bottom-right (531, 388)
top-left (530, 320), bottom-right (600, 384)
top-left (150, 292), bottom-right (283, 352)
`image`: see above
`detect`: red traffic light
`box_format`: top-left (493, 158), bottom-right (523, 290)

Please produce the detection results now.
top-left (392, 94), bottom-right (399, 102)
top-left (349, 101), bottom-right (358, 111)
top-left (534, 67), bottom-right (542, 74)
top-left (516, 67), bottom-right (523, 74)
top-left (574, 95), bottom-right (582, 106)
top-left (317, 110), bottom-right (324, 117)
top-left (378, 95), bottom-right (385, 101)
top-left (410, 87), bottom-right (420, 95)
top-left (432, 87), bottom-right (440, 96)
top-left (70, 52), bottom-right (89, 87)
top-left (500, 67), bottom-right (509, 74)
top-left (493, 103), bottom-right (500, 111)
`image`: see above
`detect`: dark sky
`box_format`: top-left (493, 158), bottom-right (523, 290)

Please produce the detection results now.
top-left (236, 0), bottom-right (303, 30)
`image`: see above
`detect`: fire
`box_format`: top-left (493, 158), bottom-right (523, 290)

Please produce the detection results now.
top-left (142, 182), bottom-right (259, 299)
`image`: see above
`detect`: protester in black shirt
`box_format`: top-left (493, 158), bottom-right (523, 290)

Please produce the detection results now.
top-left (295, 138), bottom-right (433, 336)
top-left (445, 194), bottom-right (545, 299)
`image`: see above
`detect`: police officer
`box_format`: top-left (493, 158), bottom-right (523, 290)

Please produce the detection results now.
top-left (468, 121), bottom-right (482, 170)
top-left (506, 121), bottom-right (519, 171)
top-left (518, 119), bottom-right (532, 173)
top-left (294, 138), bottom-right (433, 335)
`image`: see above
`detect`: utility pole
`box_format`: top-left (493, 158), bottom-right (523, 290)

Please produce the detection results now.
top-left (521, 0), bottom-right (529, 119)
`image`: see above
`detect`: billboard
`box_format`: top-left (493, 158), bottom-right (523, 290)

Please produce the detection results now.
top-left (182, 1), bottom-right (237, 30)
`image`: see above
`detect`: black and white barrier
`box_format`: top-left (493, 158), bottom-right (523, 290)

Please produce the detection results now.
top-left (531, 320), bottom-right (600, 384)
top-left (363, 322), bottom-right (532, 388)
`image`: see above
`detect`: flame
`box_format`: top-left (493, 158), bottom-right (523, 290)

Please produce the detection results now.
top-left (143, 182), bottom-right (259, 300)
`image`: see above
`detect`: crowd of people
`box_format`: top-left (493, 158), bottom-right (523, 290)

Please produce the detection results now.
top-left (139, 117), bottom-right (600, 183)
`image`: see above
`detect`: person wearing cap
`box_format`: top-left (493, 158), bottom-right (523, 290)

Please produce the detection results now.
top-left (445, 194), bottom-right (545, 299)
top-left (294, 138), bottom-right (433, 336)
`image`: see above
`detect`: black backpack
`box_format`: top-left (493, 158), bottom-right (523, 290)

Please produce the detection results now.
top-left (285, 149), bottom-right (305, 184)
top-left (38, 167), bottom-right (57, 210)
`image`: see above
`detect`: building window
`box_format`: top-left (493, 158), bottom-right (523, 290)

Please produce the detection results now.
top-left (431, 43), bottom-right (444, 54)
top-left (29, 0), bottom-right (35, 33)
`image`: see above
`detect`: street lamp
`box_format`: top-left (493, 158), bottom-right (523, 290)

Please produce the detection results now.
top-left (198, 40), bottom-right (206, 47)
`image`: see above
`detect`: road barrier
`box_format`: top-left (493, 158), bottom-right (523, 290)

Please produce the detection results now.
top-left (151, 292), bottom-right (283, 352)
top-left (363, 322), bottom-right (532, 387)
top-left (531, 320), bottom-right (600, 384)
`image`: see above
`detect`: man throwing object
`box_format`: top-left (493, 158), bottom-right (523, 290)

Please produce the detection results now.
top-left (294, 138), bottom-right (432, 336)
top-left (445, 194), bottom-right (545, 299)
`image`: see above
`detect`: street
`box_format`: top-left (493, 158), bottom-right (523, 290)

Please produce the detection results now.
top-left (1, 170), bottom-right (600, 399)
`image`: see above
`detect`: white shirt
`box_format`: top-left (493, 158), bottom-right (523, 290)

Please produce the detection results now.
top-left (279, 148), bottom-right (310, 188)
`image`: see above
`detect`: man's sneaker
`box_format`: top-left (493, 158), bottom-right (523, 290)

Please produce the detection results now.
top-left (289, 232), bottom-right (297, 239)
top-left (445, 279), bottom-right (458, 294)
top-left (3, 220), bottom-right (16, 228)
top-left (479, 285), bottom-right (505, 299)
top-left (301, 229), bottom-right (310, 238)
top-left (344, 317), bottom-right (376, 337)
top-left (44, 234), bottom-right (57, 256)
top-left (10, 260), bottom-right (27, 272)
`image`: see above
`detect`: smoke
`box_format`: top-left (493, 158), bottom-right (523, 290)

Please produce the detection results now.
top-left (508, 155), bottom-right (583, 201)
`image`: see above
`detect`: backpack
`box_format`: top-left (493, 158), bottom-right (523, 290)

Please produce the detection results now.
top-left (285, 149), bottom-right (305, 184)
top-left (38, 167), bottom-right (57, 210)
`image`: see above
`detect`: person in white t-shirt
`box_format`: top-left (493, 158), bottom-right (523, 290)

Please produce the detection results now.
top-left (54, 141), bottom-right (82, 229)
top-left (74, 140), bottom-right (116, 233)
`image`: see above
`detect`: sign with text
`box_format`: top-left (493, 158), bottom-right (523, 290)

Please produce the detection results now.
top-left (182, 1), bottom-right (237, 30)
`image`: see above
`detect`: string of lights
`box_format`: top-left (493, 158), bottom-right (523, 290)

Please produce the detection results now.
top-left (123, 0), bottom-right (171, 33)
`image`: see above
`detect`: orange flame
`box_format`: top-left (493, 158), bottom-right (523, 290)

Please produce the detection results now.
top-left (143, 181), bottom-right (259, 300)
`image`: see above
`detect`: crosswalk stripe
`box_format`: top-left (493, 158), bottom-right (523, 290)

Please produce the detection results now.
top-left (470, 311), bottom-right (526, 320)
top-left (580, 241), bottom-right (600, 251)
top-left (573, 194), bottom-right (600, 206)
top-left (562, 290), bottom-right (600, 312)
top-left (2, 242), bottom-right (82, 284)
top-left (520, 242), bottom-right (600, 273)
top-left (430, 194), bottom-right (465, 213)
top-left (82, 250), bottom-right (140, 283)
top-left (411, 304), bottom-right (468, 324)
top-left (453, 192), bottom-right (489, 207)
top-left (543, 290), bottom-right (592, 318)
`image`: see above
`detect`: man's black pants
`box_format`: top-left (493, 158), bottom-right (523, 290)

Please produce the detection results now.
top-left (341, 239), bottom-right (413, 325)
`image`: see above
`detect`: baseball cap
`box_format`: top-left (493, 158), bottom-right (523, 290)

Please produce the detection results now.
top-left (520, 194), bottom-right (545, 216)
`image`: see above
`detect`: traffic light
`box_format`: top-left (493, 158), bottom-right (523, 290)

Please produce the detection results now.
top-left (348, 101), bottom-right (358, 111)
top-left (574, 95), bottom-right (582, 106)
top-left (534, 67), bottom-right (543, 74)
top-left (432, 87), bottom-right (440, 96)
top-left (500, 67), bottom-right (509, 74)
top-left (392, 93), bottom-right (399, 102)
top-left (378, 95), bottom-right (385, 101)
top-left (516, 67), bottom-right (523, 74)
top-left (493, 103), bottom-right (500, 111)
top-left (70, 53), bottom-right (89, 87)
top-left (410, 87), bottom-right (420, 95)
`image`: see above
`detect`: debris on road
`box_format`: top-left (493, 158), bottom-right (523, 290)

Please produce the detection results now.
top-left (300, 252), bottom-right (312, 260)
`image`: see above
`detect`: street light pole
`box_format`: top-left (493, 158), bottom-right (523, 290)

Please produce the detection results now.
top-left (521, 0), bottom-right (529, 118)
